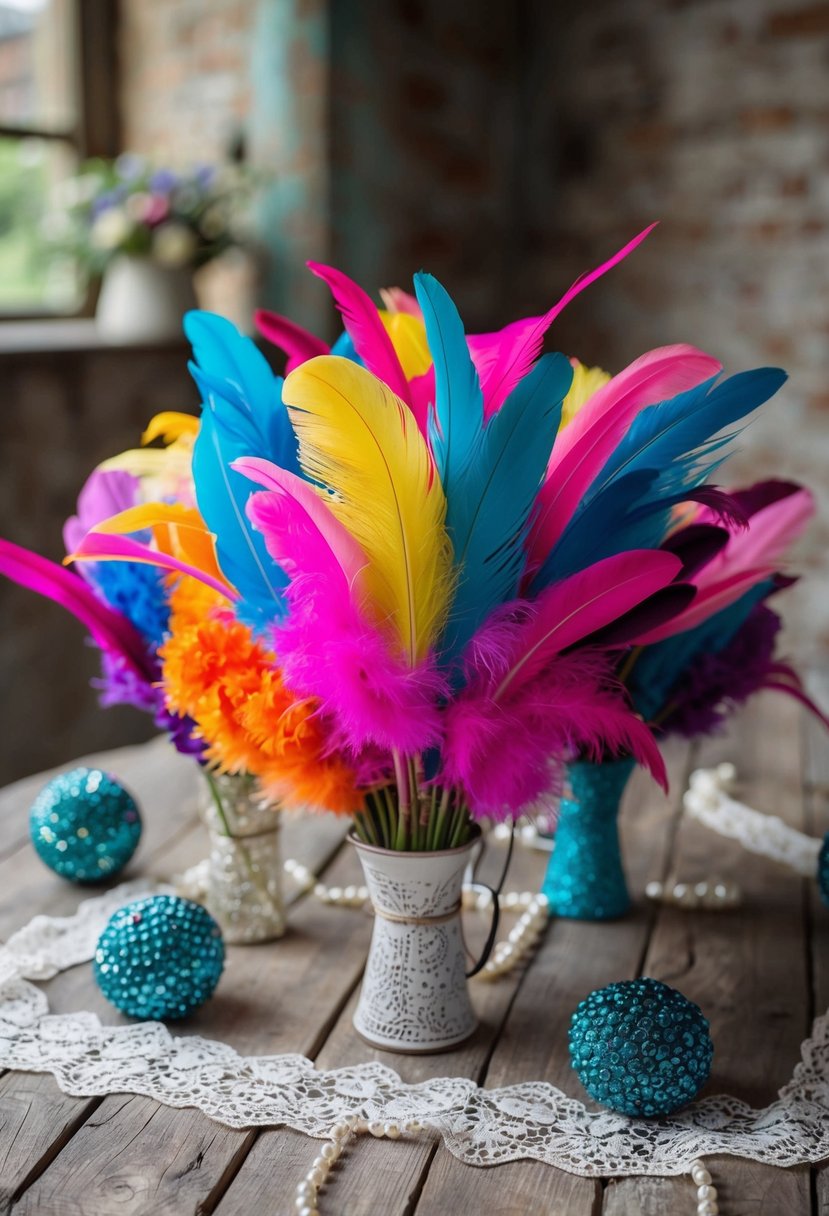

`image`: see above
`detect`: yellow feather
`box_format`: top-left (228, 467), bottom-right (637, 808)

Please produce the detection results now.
top-left (282, 355), bottom-right (452, 666)
top-left (141, 411), bottom-right (199, 445)
top-left (559, 360), bottom-right (612, 430)
top-left (90, 502), bottom-right (230, 589)
top-left (378, 311), bottom-right (432, 380)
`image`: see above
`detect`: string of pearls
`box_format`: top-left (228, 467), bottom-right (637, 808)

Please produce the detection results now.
top-left (690, 1158), bottom-right (719, 1215)
top-left (293, 1112), bottom-right (427, 1216)
top-left (645, 877), bottom-right (742, 909)
top-left (283, 859), bottom-right (549, 980)
top-left (294, 1128), bottom-right (720, 1215)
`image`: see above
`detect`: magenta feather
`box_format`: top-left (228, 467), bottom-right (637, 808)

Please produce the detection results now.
top-left (467, 225), bottom-right (659, 416)
top-left (244, 486), bottom-right (447, 755)
top-left (233, 457), bottom-right (367, 589)
top-left (493, 550), bottom-right (682, 696)
top-left (528, 345), bottom-right (723, 566)
top-left (0, 539), bottom-right (152, 679)
top-left (441, 646), bottom-right (666, 819)
top-left (69, 531), bottom-right (237, 601)
top-left (307, 262), bottom-right (413, 406)
top-left (636, 484), bottom-right (816, 644)
top-left (254, 308), bottom-right (329, 372)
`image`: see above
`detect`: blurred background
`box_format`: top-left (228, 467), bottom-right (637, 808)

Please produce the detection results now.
top-left (1, 0), bottom-right (828, 784)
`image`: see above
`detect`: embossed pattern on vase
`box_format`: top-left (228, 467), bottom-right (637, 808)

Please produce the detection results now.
top-left (352, 838), bottom-right (478, 1053)
top-left (198, 774), bottom-right (285, 944)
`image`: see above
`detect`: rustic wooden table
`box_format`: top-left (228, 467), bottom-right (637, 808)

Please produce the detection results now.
top-left (0, 689), bottom-right (825, 1216)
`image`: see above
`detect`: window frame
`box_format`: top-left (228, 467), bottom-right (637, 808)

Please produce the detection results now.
top-left (0, 0), bottom-right (119, 320)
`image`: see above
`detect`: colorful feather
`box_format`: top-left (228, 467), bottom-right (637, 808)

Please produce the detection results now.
top-left (68, 528), bottom-right (236, 601)
top-left (307, 263), bottom-right (413, 407)
top-left (467, 224), bottom-right (658, 415)
top-left (415, 272), bottom-right (574, 659)
top-left (254, 308), bottom-right (329, 372)
top-left (244, 483), bottom-right (446, 755)
top-left (186, 310), bottom-right (299, 627)
top-left (491, 550), bottom-right (682, 698)
top-left (441, 645), bottom-right (666, 818)
top-left (0, 539), bottom-right (153, 679)
top-left (528, 345), bottom-right (723, 578)
top-left (634, 483), bottom-right (815, 644)
top-left (282, 355), bottom-right (454, 666)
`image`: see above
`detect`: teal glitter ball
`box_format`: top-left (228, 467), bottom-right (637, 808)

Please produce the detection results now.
top-left (817, 833), bottom-right (829, 907)
top-left (94, 895), bottom-right (225, 1020)
top-left (569, 978), bottom-right (713, 1117)
top-left (29, 767), bottom-right (142, 883)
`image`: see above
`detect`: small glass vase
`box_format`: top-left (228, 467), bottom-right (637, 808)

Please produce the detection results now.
top-left (197, 771), bottom-right (286, 944)
top-left (542, 757), bottom-right (636, 921)
top-left (351, 830), bottom-right (481, 1054)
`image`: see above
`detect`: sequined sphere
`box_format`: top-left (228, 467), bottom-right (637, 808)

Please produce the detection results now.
top-left (94, 895), bottom-right (225, 1019)
top-left (29, 767), bottom-right (142, 883)
top-left (569, 978), bottom-right (713, 1117)
top-left (818, 833), bottom-right (829, 907)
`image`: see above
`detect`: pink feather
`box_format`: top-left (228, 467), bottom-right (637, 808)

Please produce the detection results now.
top-left (528, 345), bottom-right (724, 566)
top-left (307, 262), bottom-right (413, 406)
top-left (408, 367), bottom-right (435, 436)
top-left (468, 225), bottom-right (659, 416)
top-left (380, 286), bottom-right (422, 317)
top-left (245, 487), bottom-right (447, 755)
top-left (233, 457), bottom-right (367, 590)
top-left (441, 648), bottom-right (666, 819)
top-left (69, 532), bottom-right (237, 601)
top-left (0, 539), bottom-right (152, 679)
top-left (636, 486), bottom-right (816, 644)
top-left (254, 309), bottom-right (329, 372)
top-left (493, 550), bottom-right (682, 698)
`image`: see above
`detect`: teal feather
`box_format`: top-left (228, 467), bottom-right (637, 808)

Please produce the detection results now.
top-left (414, 272), bottom-right (573, 661)
top-left (538, 368), bottom-right (786, 586)
top-left (186, 311), bottom-right (300, 628)
top-left (630, 579), bottom-right (775, 720)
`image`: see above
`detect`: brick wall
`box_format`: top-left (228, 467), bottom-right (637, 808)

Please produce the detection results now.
top-left (117, 0), bottom-right (829, 652)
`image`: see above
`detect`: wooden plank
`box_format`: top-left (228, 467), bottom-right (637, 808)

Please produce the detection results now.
top-left (8, 824), bottom-right (371, 1215)
top-left (0, 741), bottom-right (347, 1211)
top-left (803, 667), bottom-right (829, 1215)
top-left (410, 746), bottom-right (691, 1216)
top-left (606, 693), bottom-right (812, 1215)
top-left (214, 745), bottom-right (690, 1216)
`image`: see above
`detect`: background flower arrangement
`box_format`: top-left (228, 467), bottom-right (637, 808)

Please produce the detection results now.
top-left (50, 153), bottom-right (253, 276)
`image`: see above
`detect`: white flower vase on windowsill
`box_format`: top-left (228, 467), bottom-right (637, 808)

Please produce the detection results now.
top-left (96, 255), bottom-right (197, 342)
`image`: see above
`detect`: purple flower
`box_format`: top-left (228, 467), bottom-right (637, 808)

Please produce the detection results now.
top-left (94, 651), bottom-right (206, 759)
top-left (150, 168), bottom-right (178, 195)
top-left (661, 604), bottom-right (781, 738)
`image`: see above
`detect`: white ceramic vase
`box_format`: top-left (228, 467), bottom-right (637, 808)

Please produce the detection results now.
top-left (96, 254), bottom-right (197, 341)
top-left (352, 832), bottom-right (479, 1053)
top-left (198, 772), bottom-right (286, 945)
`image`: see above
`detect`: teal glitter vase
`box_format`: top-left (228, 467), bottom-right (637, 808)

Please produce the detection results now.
top-left (542, 757), bottom-right (636, 920)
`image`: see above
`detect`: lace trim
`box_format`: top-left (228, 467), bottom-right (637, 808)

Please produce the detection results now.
top-left (1, 880), bottom-right (827, 1177)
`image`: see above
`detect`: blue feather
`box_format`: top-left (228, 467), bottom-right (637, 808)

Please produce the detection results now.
top-left (630, 579), bottom-right (775, 720)
top-left (539, 368), bottom-right (787, 585)
top-left (415, 272), bottom-right (484, 490)
top-left (185, 311), bottom-right (300, 629)
top-left (415, 268), bottom-right (573, 661)
top-left (595, 368), bottom-right (786, 498)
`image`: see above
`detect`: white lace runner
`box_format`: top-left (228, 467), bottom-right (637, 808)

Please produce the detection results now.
top-left (1, 880), bottom-right (828, 1177)
top-left (684, 766), bottom-right (821, 877)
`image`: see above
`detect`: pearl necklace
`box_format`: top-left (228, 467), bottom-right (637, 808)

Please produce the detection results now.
top-left (293, 1121), bottom-right (720, 1215)
top-left (284, 859), bottom-right (549, 980)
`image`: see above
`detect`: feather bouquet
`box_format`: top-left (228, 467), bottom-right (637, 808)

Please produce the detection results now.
top-left (68, 227), bottom-right (803, 859)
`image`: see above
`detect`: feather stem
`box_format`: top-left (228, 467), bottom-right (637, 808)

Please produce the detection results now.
top-left (617, 646), bottom-right (644, 685)
top-left (393, 750), bottom-right (410, 848)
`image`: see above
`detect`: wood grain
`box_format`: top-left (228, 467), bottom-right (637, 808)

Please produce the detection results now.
top-left (0, 696), bottom-right (820, 1216)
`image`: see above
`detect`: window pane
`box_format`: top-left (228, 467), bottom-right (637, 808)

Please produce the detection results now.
top-left (0, 0), bottom-right (76, 132)
top-left (0, 135), bottom-right (80, 310)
